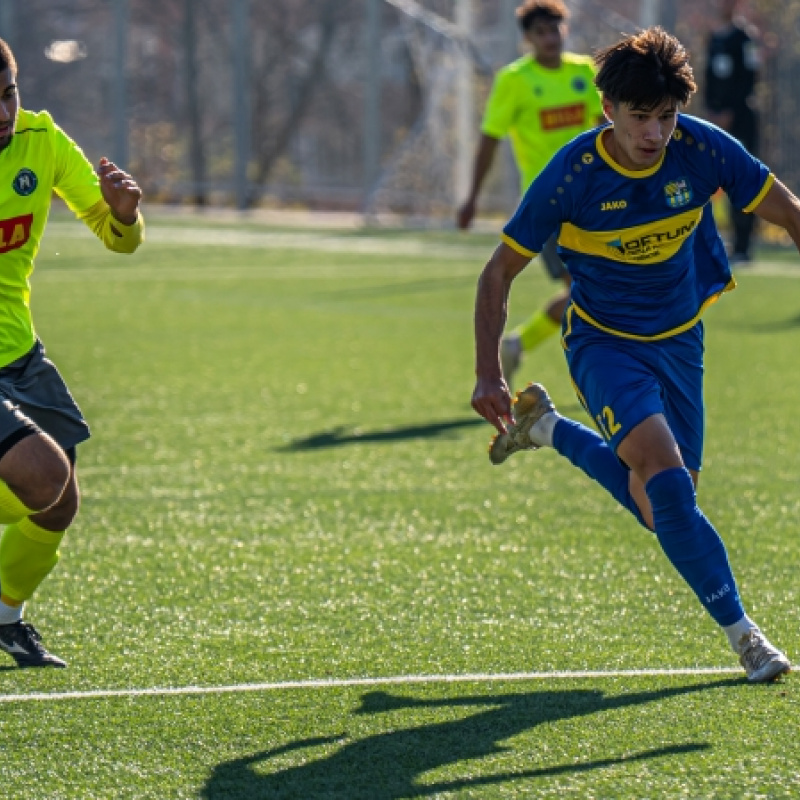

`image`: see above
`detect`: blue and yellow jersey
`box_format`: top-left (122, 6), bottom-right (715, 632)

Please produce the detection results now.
top-left (502, 114), bottom-right (772, 339)
top-left (0, 108), bottom-right (144, 367)
top-left (481, 53), bottom-right (603, 193)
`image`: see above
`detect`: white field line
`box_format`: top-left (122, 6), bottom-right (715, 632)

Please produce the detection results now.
top-left (0, 668), bottom-right (743, 704)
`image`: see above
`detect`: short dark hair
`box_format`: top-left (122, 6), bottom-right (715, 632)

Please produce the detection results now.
top-left (594, 27), bottom-right (697, 110)
top-left (0, 38), bottom-right (16, 75)
top-left (516, 0), bottom-right (569, 32)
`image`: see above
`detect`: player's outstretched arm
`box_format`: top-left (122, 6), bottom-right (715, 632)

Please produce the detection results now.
top-left (752, 178), bottom-right (800, 253)
top-left (472, 242), bottom-right (530, 433)
top-left (97, 157), bottom-right (142, 226)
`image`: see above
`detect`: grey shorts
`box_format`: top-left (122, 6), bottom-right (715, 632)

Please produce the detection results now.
top-left (0, 340), bottom-right (90, 458)
top-left (539, 233), bottom-right (568, 280)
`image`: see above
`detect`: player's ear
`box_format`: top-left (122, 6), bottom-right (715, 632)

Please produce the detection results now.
top-left (601, 96), bottom-right (615, 124)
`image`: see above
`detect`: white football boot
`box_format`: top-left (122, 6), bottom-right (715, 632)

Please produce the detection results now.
top-left (737, 629), bottom-right (791, 683)
top-left (489, 383), bottom-right (555, 466)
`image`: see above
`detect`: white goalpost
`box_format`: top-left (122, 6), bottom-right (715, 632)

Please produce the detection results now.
top-left (363, 0), bottom-right (496, 222)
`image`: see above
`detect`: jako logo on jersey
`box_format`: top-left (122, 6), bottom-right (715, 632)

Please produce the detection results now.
top-left (605, 218), bottom-right (698, 258)
top-left (540, 104), bottom-right (585, 131)
top-left (664, 177), bottom-right (693, 209)
top-left (601, 200), bottom-right (627, 211)
top-left (0, 214), bottom-right (33, 253)
top-left (12, 169), bottom-right (37, 197)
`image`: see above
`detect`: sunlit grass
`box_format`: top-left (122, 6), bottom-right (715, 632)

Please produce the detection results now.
top-left (0, 219), bottom-right (796, 798)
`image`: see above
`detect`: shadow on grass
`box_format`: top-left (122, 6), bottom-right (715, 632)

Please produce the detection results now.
top-left (279, 401), bottom-right (586, 453)
top-left (749, 312), bottom-right (800, 332)
top-left (280, 418), bottom-right (485, 451)
top-left (716, 311), bottom-right (800, 332)
top-left (203, 678), bottom-right (742, 799)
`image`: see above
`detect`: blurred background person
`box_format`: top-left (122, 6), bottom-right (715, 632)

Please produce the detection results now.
top-left (456, 0), bottom-right (603, 387)
top-left (704, 0), bottom-right (761, 264)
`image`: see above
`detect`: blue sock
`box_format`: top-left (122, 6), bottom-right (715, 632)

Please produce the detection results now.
top-left (645, 467), bottom-right (744, 626)
top-left (553, 418), bottom-right (648, 528)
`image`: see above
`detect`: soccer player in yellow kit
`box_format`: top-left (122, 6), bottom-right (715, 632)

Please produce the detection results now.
top-left (457, 0), bottom-right (603, 385)
top-left (0, 38), bottom-right (144, 667)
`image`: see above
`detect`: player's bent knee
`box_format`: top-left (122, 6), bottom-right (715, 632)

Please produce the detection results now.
top-left (33, 502), bottom-right (78, 532)
top-left (0, 435), bottom-right (72, 512)
top-left (28, 460), bottom-right (71, 512)
top-left (31, 479), bottom-right (80, 531)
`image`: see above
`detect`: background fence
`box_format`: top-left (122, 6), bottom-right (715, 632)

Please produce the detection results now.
top-left (1, 0), bottom-right (798, 222)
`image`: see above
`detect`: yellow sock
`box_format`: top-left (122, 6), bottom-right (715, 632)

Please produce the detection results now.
top-left (0, 517), bottom-right (65, 602)
top-left (0, 480), bottom-right (34, 525)
top-left (516, 309), bottom-right (561, 352)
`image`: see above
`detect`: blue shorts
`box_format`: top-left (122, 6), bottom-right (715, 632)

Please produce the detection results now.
top-left (562, 311), bottom-right (705, 471)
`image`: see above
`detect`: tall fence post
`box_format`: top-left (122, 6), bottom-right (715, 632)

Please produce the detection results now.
top-left (659, 1), bottom-right (677, 33)
top-left (639, 0), bottom-right (659, 29)
top-left (362, 0), bottom-right (382, 213)
top-left (0, 0), bottom-right (16, 47)
top-left (112, 0), bottom-right (129, 167)
top-left (232, 0), bottom-right (251, 210)
top-left (454, 0), bottom-right (475, 207)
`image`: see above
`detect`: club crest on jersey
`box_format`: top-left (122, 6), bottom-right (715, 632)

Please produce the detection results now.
top-left (13, 169), bottom-right (37, 197)
top-left (664, 177), bottom-right (693, 209)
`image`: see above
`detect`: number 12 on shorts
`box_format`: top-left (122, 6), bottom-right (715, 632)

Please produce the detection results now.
top-left (595, 405), bottom-right (622, 441)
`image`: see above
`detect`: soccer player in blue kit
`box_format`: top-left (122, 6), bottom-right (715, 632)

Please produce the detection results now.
top-left (472, 27), bottom-right (800, 682)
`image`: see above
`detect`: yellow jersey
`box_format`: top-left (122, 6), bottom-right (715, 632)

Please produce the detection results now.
top-left (0, 108), bottom-right (143, 367)
top-left (481, 53), bottom-right (603, 193)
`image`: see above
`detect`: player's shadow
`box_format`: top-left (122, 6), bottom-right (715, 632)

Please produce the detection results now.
top-left (279, 402), bottom-right (585, 452)
top-left (716, 311), bottom-right (800, 333)
top-left (280, 418), bottom-right (484, 451)
top-left (202, 677), bottom-right (742, 799)
top-left (749, 311), bottom-right (800, 332)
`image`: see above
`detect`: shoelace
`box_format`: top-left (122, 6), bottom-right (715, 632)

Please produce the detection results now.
top-left (739, 632), bottom-right (772, 671)
top-left (16, 622), bottom-right (45, 652)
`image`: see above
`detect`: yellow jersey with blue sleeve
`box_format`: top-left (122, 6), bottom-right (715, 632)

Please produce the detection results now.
top-left (0, 108), bottom-right (144, 368)
top-left (502, 114), bottom-right (772, 339)
top-left (481, 53), bottom-right (602, 193)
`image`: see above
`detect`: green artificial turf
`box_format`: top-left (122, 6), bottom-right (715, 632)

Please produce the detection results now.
top-left (0, 217), bottom-right (796, 798)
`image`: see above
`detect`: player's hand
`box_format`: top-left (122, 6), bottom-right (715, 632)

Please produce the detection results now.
top-left (98, 157), bottom-right (142, 225)
top-left (471, 375), bottom-right (514, 434)
top-left (456, 198), bottom-right (476, 230)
